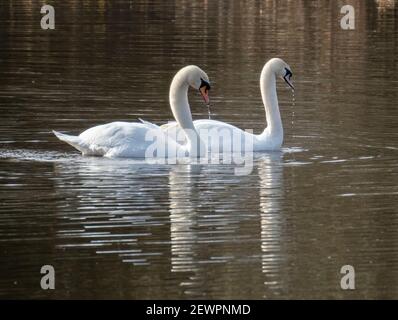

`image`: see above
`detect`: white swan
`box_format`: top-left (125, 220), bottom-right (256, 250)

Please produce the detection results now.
top-left (53, 65), bottom-right (211, 158)
top-left (155, 58), bottom-right (294, 152)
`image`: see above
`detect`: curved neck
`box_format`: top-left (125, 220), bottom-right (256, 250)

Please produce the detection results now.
top-left (260, 65), bottom-right (283, 137)
top-left (169, 74), bottom-right (203, 157)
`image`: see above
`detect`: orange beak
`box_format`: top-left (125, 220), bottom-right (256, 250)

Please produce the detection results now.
top-left (199, 86), bottom-right (210, 105)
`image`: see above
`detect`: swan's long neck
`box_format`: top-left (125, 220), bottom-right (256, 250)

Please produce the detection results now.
top-left (260, 65), bottom-right (283, 139)
top-left (169, 73), bottom-right (203, 157)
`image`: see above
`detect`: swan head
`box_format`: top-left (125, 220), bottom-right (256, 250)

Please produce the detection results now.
top-left (268, 58), bottom-right (294, 90)
top-left (184, 65), bottom-right (211, 104)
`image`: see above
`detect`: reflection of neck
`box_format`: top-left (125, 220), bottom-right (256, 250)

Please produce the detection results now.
top-left (169, 75), bottom-right (203, 156)
top-left (169, 165), bottom-right (198, 272)
top-left (260, 65), bottom-right (283, 138)
top-left (258, 154), bottom-right (283, 283)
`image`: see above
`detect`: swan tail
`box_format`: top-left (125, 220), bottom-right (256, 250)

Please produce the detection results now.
top-left (138, 118), bottom-right (160, 129)
top-left (52, 130), bottom-right (88, 154)
top-left (160, 122), bottom-right (177, 130)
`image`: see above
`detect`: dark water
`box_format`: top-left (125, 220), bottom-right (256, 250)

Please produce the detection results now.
top-left (0, 0), bottom-right (397, 299)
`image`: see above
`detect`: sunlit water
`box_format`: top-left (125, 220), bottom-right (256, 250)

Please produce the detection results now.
top-left (0, 0), bottom-right (397, 299)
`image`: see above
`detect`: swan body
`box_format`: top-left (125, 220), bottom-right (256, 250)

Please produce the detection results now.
top-left (159, 119), bottom-right (282, 152)
top-left (53, 66), bottom-right (211, 158)
top-left (158, 58), bottom-right (294, 152)
top-left (53, 121), bottom-right (173, 158)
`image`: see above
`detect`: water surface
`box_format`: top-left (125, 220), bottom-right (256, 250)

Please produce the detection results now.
top-left (0, 0), bottom-right (397, 299)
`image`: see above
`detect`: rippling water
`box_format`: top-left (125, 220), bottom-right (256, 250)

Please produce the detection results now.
top-left (0, 0), bottom-right (397, 299)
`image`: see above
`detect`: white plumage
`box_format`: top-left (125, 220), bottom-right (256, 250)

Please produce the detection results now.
top-left (53, 65), bottom-right (211, 158)
top-left (158, 58), bottom-right (294, 152)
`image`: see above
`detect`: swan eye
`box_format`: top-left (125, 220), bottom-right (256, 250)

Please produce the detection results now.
top-left (200, 78), bottom-right (211, 91)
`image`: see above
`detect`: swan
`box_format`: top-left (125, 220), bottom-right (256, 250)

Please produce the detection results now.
top-left (52, 65), bottom-right (211, 158)
top-left (153, 58), bottom-right (294, 152)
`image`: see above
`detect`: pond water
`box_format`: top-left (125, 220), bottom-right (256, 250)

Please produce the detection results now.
top-left (0, 0), bottom-right (397, 299)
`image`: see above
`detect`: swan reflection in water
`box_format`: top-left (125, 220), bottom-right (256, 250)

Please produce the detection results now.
top-left (168, 164), bottom-right (201, 273)
top-left (257, 153), bottom-right (286, 295)
top-left (168, 153), bottom-right (285, 297)
top-left (53, 157), bottom-right (171, 265)
top-left (52, 152), bottom-right (285, 297)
